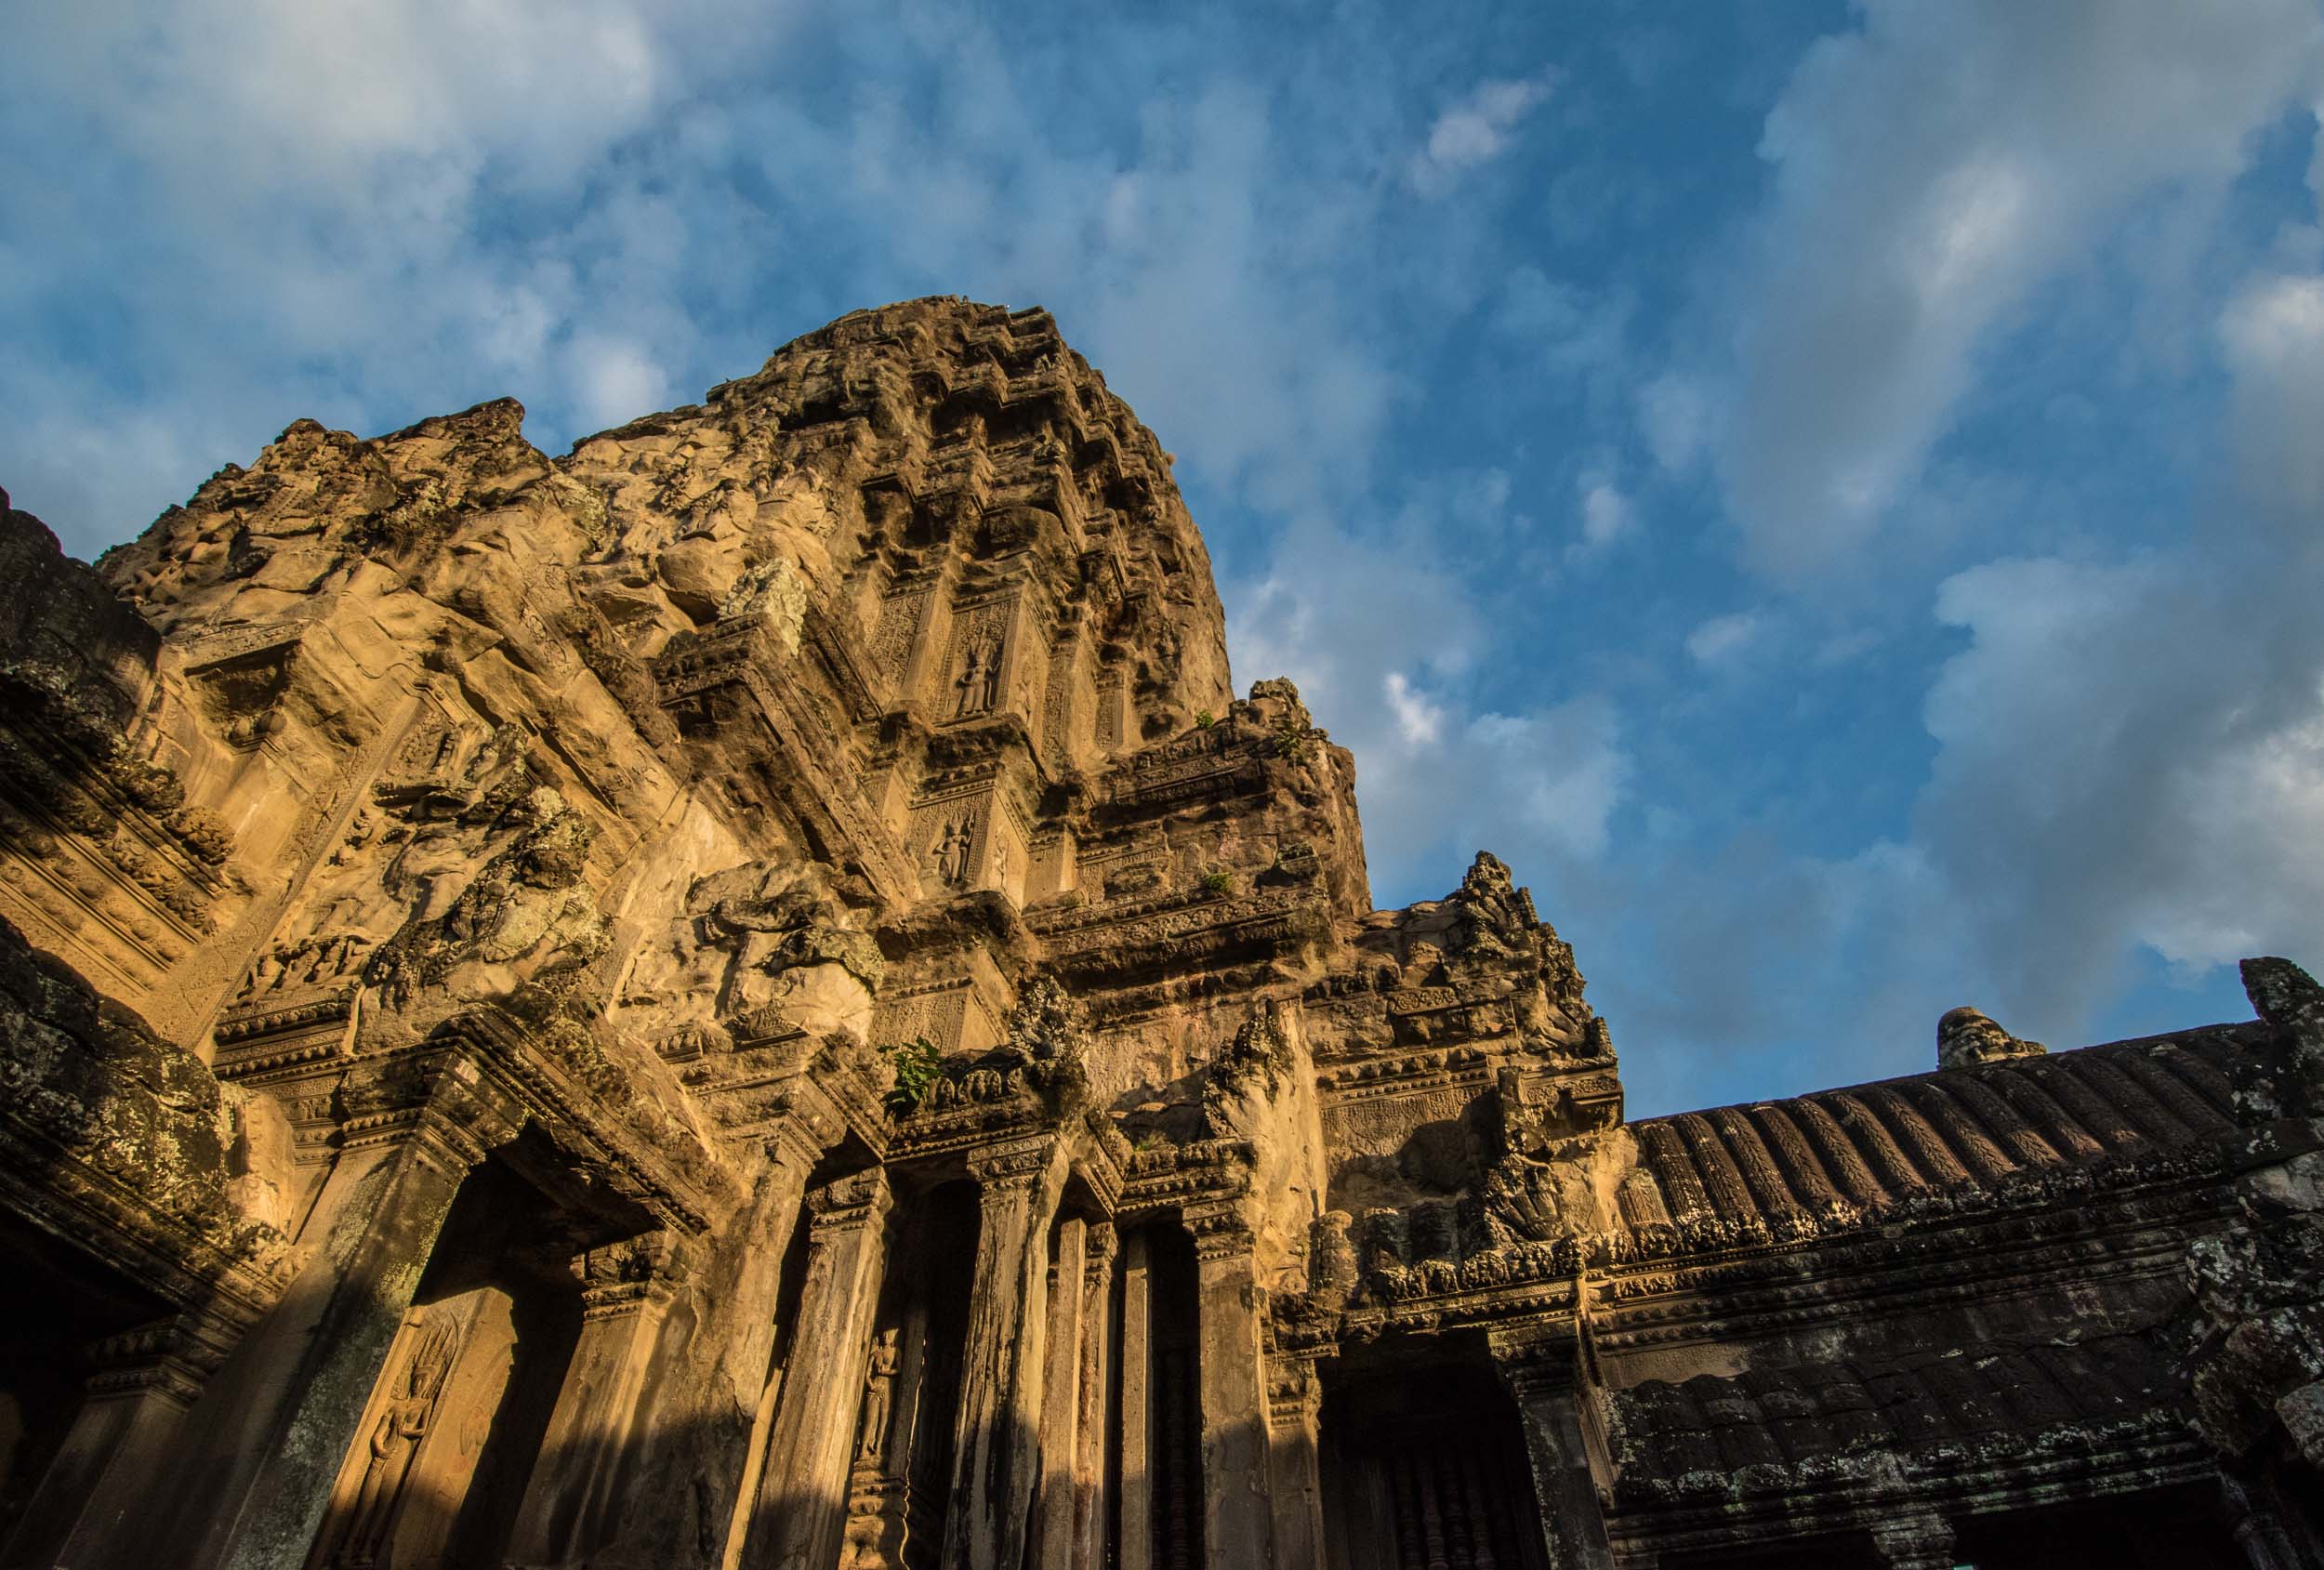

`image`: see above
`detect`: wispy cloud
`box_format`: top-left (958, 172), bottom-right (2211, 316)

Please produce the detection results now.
top-left (1570, 471), bottom-right (1636, 561)
top-left (1408, 75), bottom-right (1553, 197)
top-left (1684, 611), bottom-right (1762, 667)
top-left (1710, 0), bottom-right (2324, 579)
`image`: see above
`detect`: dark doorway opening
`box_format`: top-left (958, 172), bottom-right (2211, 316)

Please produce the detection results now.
top-left (1951, 1482), bottom-right (2243, 1570)
top-left (1146, 1223), bottom-right (1205, 1570)
top-left (0, 1220), bottom-right (174, 1561)
top-left (305, 1151), bottom-right (586, 1570)
top-left (1318, 1339), bottom-right (1549, 1570)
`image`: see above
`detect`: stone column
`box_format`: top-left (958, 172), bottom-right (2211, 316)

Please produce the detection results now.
top-left (942, 1136), bottom-right (1067, 1570)
top-left (190, 1073), bottom-right (509, 1570)
top-left (1071, 1223), bottom-right (1119, 1567)
top-left (1868, 1508), bottom-right (1957, 1570)
top-left (1034, 1215), bottom-right (1089, 1568)
top-left (2221, 1472), bottom-right (2304, 1570)
top-left (1186, 1203), bottom-right (1274, 1570)
top-left (1264, 1359), bottom-right (1326, 1570)
top-left (1117, 1229), bottom-right (1155, 1570)
top-left (503, 1232), bottom-right (693, 1566)
top-left (742, 1168), bottom-right (894, 1570)
top-left (715, 1128), bottom-right (835, 1570)
top-left (0, 1312), bottom-right (241, 1570)
top-left (835, 1289), bottom-right (929, 1568)
top-left (1492, 1340), bottom-right (1617, 1570)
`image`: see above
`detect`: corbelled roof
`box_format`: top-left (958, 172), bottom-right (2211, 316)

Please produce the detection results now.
top-left (1603, 1332), bottom-right (2185, 1504)
top-left (1618, 1026), bottom-right (2260, 1247)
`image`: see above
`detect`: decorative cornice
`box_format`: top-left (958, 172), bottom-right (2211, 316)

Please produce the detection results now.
top-left (429, 1009), bottom-right (735, 1233)
top-left (1264, 1357), bottom-right (1324, 1431)
top-left (1183, 1198), bottom-right (1256, 1263)
top-left (0, 1121), bottom-right (288, 1332)
top-left (967, 1134), bottom-right (1060, 1192)
top-left (85, 1311), bottom-right (244, 1411)
top-left (1082, 1220), bottom-right (1119, 1283)
top-left (213, 985), bottom-right (357, 1047)
top-left (806, 1168), bottom-right (892, 1235)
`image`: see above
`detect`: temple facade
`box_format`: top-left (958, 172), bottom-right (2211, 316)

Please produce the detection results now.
top-left (0, 297), bottom-right (2320, 1570)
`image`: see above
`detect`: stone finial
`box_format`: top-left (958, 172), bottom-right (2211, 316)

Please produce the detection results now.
top-left (2241, 957), bottom-right (2324, 1033)
top-left (1004, 975), bottom-right (1087, 1064)
top-left (1936, 1006), bottom-right (2044, 1071)
top-left (1245, 676), bottom-right (1313, 731)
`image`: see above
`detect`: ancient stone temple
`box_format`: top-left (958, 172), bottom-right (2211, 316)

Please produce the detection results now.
top-left (1, 297), bottom-right (2321, 1570)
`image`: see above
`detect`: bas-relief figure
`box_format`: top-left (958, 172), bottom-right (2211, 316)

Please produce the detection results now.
top-left (931, 817), bottom-right (974, 889)
top-left (0, 296), bottom-right (2321, 1570)
top-left (329, 1316), bottom-right (460, 1567)
top-left (854, 1329), bottom-right (901, 1465)
top-left (952, 634), bottom-right (1002, 719)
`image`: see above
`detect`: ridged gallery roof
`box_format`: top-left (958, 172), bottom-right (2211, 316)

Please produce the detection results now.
top-left (1623, 1023), bottom-right (2260, 1241)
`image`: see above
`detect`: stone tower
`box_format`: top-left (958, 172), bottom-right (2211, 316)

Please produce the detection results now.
top-left (1, 298), bottom-right (2321, 1569)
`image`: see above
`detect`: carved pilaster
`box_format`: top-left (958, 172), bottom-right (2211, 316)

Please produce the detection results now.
top-left (86, 1312), bottom-right (241, 1412)
top-left (1071, 1221), bottom-right (1119, 1567)
top-left (1265, 1357), bottom-right (1327, 1570)
top-left (0, 1312), bottom-right (245, 1569)
top-left (1119, 1229), bottom-right (1156, 1570)
top-left (1183, 1200), bottom-right (1273, 1570)
top-left (201, 1063), bottom-right (500, 1570)
top-left (713, 1144), bottom-right (827, 1570)
top-left (838, 1297), bottom-right (921, 1570)
top-left (1183, 1198), bottom-right (1255, 1264)
top-left (944, 1136), bottom-right (1067, 1570)
top-left (505, 1231), bottom-right (697, 1566)
top-left (743, 1168), bottom-right (896, 1570)
top-left (1034, 1214), bottom-right (1089, 1568)
top-left (1490, 1334), bottom-right (1617, 1570)
top-left (2221, 1473), bottom-right (2304, 1570)
top-left (575, 1229), bottom-right (693, 1320)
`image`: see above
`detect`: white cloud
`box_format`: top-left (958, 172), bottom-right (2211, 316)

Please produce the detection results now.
top-left (1408, 76), bottom-right (1552, 197)
top-left (1636, 371), bottom-right (1713, 476)
top-left (2221, 270), bottom-right (2324, 517)
top-left (0, 4), bottom-right (1422, 552)
top-left (1383, 672), bottom-right (1445, 745)
top-left (1229, 515), bottom-right (1631, 900)
top-left (1571, 473), bottom-right (1635, 559)
top-left (1917, 545), bottom-right (2324, 1021)
top-left (1607, 220), bottom-right (2324, 1105)
top-left (1684, 611), bottom-right (1762, 666)
top-left (565, 333), bottom-right (673, 434)
top-left (1713, 0), bottom-right (2324, 578)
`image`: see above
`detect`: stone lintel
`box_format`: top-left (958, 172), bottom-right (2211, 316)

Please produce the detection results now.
top-left (85, 1312), bottom-right (244, 1413)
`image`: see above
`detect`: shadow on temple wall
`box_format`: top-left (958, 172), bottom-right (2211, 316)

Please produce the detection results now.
top-left (0, 907), bottom-right (266, 1569)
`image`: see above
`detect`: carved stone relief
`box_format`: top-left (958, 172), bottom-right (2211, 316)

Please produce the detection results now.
top-left (314, 1311), bottom-right (462, 1567)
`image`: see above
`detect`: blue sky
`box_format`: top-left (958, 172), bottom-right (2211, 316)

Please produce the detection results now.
top-left (7, 1), bottom-right (2323, 1115)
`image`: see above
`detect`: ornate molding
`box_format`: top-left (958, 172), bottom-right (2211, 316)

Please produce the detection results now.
top-left (85, 1311), bottom-right (244, 1411)
top-left (1183, 1198), bottom-right (1256, 1264)
top-left (967, 1134), bottom-right (1060, 1193)
top-left (1264, 1356), bottom-right (1324, 1431)
top-left (574, 1229), bottom-right (695, 1321)
top-left (807, 1168), bottom-right (892, 1235)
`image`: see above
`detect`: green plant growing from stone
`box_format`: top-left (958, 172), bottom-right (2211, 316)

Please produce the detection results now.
top-left (878, 1037), bottom-right (946, 1110)
top-left (1271, 724), bottom-right (1312, 762)
top-left (1201, 870), bottom-right (1234, 895)
top-left (1194, 709), bottom-right (1216, 730)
